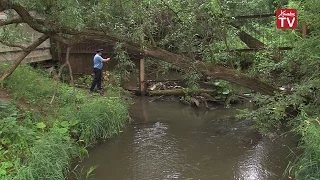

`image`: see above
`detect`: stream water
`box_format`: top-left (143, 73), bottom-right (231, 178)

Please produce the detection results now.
top-left (75, 97), bottom-right (297, 180)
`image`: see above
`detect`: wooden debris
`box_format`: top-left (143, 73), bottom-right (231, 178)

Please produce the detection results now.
top-left (148, 88), bottom-right (216, 96)
top-left (190, 97), bottom-right (200, 107)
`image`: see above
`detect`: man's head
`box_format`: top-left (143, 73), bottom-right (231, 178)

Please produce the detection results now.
top-left (96, 49), bottom-right (103, 55)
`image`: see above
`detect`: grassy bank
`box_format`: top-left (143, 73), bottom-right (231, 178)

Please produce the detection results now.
top-left (0, 65), bottom-right (130, 179)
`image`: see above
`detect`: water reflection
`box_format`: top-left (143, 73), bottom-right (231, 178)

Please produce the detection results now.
top-left (131, 121), bottom-right (183, 180)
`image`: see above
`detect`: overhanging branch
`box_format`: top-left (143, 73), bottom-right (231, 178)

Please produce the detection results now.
top-left (0, 39), bottom-right (27, 50)
top-left (0, 18), bottom-right (23, 26)
top-left (0, 34), bottom-right (49, 82)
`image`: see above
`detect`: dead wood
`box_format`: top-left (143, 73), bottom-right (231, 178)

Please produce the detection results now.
top-left (148, 88), bottom-right (216, 96)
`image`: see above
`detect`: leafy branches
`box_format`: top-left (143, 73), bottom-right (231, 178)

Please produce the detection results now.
top-left (113, 43), bottom-right (137, 84)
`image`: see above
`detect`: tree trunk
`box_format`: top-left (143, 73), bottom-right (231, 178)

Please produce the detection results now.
top-left (143, 47), bottom-right (278, 95)
top-left (231, 23), bottom-right (265, 48)
top-left (238, 31), bottom-right (265, 48)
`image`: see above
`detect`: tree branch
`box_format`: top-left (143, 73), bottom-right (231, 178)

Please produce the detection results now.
top-left (0, 34), bottom-right (49, 82)
top-left (50, 47), bottom-right (70, 104)
top-left (0, 39), bottom-right (27, 50)
top-left (0, 0), bottom-right (11, 11)
top-left (0, 18), bottom-right (23, 26)
top-left (145, 27), bottom-right (157, 47)
top-left (0, 0), bottom-right (47, 34)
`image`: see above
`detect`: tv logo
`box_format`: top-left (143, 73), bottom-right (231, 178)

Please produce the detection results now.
top-left (276, 8), bottom-right (297, 29)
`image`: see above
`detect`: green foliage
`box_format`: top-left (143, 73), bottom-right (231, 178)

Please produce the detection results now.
top-left (0, 25), bottom-right (29, 46)
top-left (291, 119), bottom-right (320, 180)
top-left (13, 0), bottom-right (86, 30)
top-left (2, 0), bottom-right (319, 179)
top-left (113, 43), bottom-right (137, 84)
top-left (213, 80), bottom-right (232, 100)
top-left (75, 75), bottom-right (92, 87)
top-left (182, 70), bottom-right (202, 90)
top-left (237, 45), bottom-right (320, 180)
top-left (0, 102), bottom-right (36, 178)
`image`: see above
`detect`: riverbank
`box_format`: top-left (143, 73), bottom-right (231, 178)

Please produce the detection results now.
top-left (0, 65), bottom-right (130, 179)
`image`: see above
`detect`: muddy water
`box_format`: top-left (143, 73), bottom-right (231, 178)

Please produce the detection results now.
top-left (76, 97), bottom-right (297, 180)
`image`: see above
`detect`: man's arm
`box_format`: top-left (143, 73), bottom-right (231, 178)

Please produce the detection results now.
top-left (102, 58), bottom-right (110, 62)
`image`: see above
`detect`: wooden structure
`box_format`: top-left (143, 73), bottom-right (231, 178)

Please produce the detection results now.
top-left (56, 40), bottom-right (142, 74)
top-left (55, 40), bottom-right (144, 93)
top-left (0, 13), bottom-right (51, 64)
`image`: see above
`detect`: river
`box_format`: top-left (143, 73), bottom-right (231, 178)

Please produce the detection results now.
top-left (74, 97), bottom-right (297, 180)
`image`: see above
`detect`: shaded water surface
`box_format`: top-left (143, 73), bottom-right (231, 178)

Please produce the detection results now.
top-left (77, 97), bottom-right (297, 180)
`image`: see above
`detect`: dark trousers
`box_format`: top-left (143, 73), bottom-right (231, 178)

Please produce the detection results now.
top-left (90, 68), bottom-right (102, 91)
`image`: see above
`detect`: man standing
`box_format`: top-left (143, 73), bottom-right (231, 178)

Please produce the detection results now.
top-left (90, 49), bottom-right (110, 94)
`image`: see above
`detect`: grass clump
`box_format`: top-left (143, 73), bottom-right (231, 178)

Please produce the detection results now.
top-left (13, 130), bottom-right (79, 180)
top-left (76, 97), bottom-right (128, 146)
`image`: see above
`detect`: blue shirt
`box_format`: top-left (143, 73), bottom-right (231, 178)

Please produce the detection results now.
top-left (93, 54), bottom-right (104, 69)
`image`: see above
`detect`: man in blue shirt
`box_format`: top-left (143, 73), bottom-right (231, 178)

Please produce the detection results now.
top-left (90, 49), bottom-right (110, 94)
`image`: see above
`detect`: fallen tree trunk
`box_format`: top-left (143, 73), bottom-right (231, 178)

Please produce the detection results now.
top-left (231, 23), bottom-right (265, 48)
top-left (144, 47), bottom-right (278, 95)
top-left (148, 88), bottom-right (216, 96)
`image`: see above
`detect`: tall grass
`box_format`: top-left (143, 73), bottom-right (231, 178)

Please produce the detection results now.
top-left (1, 64), bottom-right (76, 106)
top-left (13, 130), bottom-right (79, 180)
top-left (288, 120), bottom-right (320, 179)
top-left (0, 64), bottom-right (130, 179)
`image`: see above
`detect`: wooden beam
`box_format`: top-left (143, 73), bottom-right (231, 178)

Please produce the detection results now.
top-left (302, 23), bottom-right (307, 38)
top-left (139, 58), bottom-right (145, 96)
top-left (233, 13), bottom-right (275, 19)
top-left (223, 47), bottom-right (293, 53)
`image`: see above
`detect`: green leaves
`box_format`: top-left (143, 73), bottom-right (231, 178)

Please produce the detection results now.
top-left (182, 70), bottom-right (202, 90)
top-left (114, 43), bottom-right (137, 84)
top-left (0, 161), bottom-right (14, 176)
top-left (36, 122), bottom-right (46, 130)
